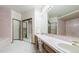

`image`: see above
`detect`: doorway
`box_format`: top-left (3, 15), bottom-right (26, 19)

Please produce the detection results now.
top-left (22, 18), bottom-right (32, 43)
top-left (22, 21), bottom-right (27, 40)
top-left (12, 19), bottom-right (20, 41)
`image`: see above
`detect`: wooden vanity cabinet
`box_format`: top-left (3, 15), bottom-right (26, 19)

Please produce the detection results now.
top-left (35, 35), bottom-right (58, 53)
top-left (34, 35), bottom-right (39, 49)
top-left (42, 43), bottom-right (56, 53)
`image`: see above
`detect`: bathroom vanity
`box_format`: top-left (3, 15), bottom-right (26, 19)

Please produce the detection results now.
top-left (35, 34), bottom-right (79, 53)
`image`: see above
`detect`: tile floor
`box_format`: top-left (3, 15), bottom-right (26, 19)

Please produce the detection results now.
top-left (23, 38), bottom-right (31, 43)
top-left (0, 40), bottom-right (40, 53)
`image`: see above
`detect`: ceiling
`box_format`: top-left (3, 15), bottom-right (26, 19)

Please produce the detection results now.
top-left (48, 5), bottom-right (79, 18)
top-left (0, 5), bottom-right (43, 13)
top-left (0, 5), bottom-right (79, 19)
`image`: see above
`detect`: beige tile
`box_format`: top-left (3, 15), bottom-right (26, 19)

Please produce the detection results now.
top-left (0, 40), bottom-right (39, 53)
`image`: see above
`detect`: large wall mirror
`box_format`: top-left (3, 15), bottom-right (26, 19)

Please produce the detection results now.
top-left (47, 6), bottom-right (58, 34)
top-left (47, 5), bottom-right (79, 37)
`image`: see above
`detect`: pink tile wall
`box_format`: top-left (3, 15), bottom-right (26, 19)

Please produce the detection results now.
top-left (0, 8), bottom-right (11, 38)
top-left (58, 19), bottom-right (66, 35)
top-left (66, 18), bottom-right (79, 37)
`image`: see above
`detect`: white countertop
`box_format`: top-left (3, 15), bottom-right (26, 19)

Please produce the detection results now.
top-left (35, 34), bottom-right (79, 53)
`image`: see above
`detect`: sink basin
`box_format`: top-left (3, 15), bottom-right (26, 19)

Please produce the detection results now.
top-left (57, 43), bottom-right (79, 53)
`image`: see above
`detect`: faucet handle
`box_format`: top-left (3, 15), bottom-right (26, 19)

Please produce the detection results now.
top-left (72, 41), bottom-right (79, 43)
top-left (72, 41), bottom-right (79, 47)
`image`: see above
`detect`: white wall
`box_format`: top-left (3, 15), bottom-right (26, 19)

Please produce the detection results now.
top-left (40, 6), bottom-right (49, 34)
top-left (34, 8), bottom-right (42, 34)
top-left (11, 10), bottom-right (21, 20)
top-left (22, 10), bottom-right (34, 20)
top-left (41, 12), bottom-right (48, 34)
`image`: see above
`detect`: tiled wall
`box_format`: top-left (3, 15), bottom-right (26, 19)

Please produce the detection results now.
top-left (66, 18), bottom-right (79, 37)
top-left (57, 19), bottom-right (66, 35)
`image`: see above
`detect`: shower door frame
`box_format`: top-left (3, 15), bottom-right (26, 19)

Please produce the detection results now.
top-left (12, 19), bottom-right (21, 42)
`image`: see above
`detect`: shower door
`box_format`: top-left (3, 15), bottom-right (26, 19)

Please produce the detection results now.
top-left (13, 19), bottom-right (20, 40)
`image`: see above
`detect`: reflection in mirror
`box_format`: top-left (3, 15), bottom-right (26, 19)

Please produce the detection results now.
top-left (47, 5), bottom-right (79, 37)
top-left (48, 17), bottom-right (57, 34)
top-left (48, 6), bottom-right (58, 34)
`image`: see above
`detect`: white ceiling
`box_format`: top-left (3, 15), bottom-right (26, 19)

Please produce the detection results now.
top-left (0, 5), bottom-right (43, 13)
top-left (0, 5), bottom-right (79, 18)
top-left (48, 5), bottom-right (79, 18)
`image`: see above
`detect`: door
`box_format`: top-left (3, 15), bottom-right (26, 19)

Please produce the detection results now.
top-left (22, 18), bottom-right (32, 42)
top-left (27, 20), bottom-right (32, 42)
top-left (23, 22), bottom-right (27, 38)
top-left (13, 19), bottom-right (20, 40)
